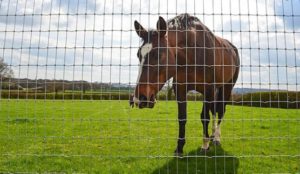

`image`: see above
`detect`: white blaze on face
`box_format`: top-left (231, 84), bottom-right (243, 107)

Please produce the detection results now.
top-left (140, 43), bottom-right (153, 60)
top-left (134, 43), bottom-right (153, 104)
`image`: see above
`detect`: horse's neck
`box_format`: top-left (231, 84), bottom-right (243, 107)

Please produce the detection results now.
top-left (168, 31), bottom-right (185, 47)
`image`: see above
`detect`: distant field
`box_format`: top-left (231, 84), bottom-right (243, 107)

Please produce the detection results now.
top-left (0, 100), bottom-right (299, 173)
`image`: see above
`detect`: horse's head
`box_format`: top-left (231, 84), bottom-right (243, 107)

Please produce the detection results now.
top-left (132, 16), bottom-right (175, 108)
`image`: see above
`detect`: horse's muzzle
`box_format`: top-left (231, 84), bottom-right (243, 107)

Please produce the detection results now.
top-left (129, 94), bottom-right (156, 108)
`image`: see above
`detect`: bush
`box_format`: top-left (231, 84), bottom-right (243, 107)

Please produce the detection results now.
top-left (0, 90), bottom-right (203, 101)
top-left (156, 92), bottom-right (203, 101)
top-left (233, 91), bottom-right (300, 109)
top-left (0, 91), bottom-right (132, 100)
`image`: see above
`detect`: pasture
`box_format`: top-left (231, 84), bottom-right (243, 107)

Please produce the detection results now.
top-left (0, 100), bottom-right (299, 173)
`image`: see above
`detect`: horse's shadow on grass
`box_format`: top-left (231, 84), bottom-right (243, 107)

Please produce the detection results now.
top-left (152, 146), bottom-right (239, 174)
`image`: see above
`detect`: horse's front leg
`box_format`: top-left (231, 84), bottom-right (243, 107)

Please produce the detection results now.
top-left (173, 84), bottom-right (187, 157)
top-left (174, 101), bottom-right (187, 156)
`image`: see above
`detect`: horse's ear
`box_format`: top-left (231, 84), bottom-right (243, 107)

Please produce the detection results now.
top-left (134, 20), bottom-right (147, 39)
top-left (156, 16), bottom-right (167, 37)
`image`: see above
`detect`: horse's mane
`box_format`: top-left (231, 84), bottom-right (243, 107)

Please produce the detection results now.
top-left (167, 13), bottom-right (208, 31)
top-left (167, 14), bottom-right (216, 48)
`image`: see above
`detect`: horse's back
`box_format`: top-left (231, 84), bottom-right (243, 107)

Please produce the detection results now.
top-left (168, 14), bottom-right (240, 87)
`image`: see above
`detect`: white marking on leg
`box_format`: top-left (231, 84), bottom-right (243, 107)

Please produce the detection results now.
top-left (202, 135), bottom-right (210, 150)
top-left (213, 125), bottom-right (221, 142)
top-left (133, 96), bottom-right (139, 105)
top-left (212, 114), bottom-right (217, 135)
top-left (211, 114), bottom-right (221, 142)
top-left (134, 43), bottom-right (152, 100)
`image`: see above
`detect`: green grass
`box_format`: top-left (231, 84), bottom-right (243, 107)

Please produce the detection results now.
top-left (0, 100), bottom-right (299, 173)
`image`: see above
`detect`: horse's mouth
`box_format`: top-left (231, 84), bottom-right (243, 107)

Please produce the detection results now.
top-left (129, 94), bottom-right (156, 109)
top-left (138, 99), bottom-right (155, 108)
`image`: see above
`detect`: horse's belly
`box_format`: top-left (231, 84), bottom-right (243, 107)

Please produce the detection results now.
top-left (174, 64), bottom-right (236, 92)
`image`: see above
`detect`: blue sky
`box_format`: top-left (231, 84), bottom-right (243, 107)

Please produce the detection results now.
top-left (0, 0), bottom-right (299, 90)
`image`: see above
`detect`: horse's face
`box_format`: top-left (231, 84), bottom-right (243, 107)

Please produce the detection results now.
top-left (133, 17), bottom-right (174, 108)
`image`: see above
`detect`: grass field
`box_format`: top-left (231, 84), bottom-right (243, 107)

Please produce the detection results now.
top-left (0, 99), bottom-right (299, 173)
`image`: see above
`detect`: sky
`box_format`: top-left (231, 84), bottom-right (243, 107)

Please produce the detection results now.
top-left (0, 0), bottom-right (299, 90)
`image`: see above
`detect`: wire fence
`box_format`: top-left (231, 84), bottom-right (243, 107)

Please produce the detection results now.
top-left (0, 0), bottom-right (299, 173)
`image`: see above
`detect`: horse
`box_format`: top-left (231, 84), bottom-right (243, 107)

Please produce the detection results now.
top-left (130, 14), bottom-right (240, 156)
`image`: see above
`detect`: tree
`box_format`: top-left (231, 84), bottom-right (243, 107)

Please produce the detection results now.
top-left (45, 80), bottom-right (70, 94)
top-left (0, 58), bottom-right (13, 80)
top-left (80, 81), bottom-right (91, 94)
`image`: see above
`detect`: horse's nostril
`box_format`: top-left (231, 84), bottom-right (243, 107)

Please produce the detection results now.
top-left (139, 95), bottom-right (147, 101)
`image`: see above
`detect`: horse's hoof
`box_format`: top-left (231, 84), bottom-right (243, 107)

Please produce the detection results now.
top-left (174, 150), bottom-right (184, 158)
top-left (200, 147), bottom-right (210, 154)
top-left (213, 140), bottom-right (221, 146)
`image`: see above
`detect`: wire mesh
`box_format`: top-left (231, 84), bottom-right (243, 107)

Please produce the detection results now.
top-left (0, 0), bottom-right (299, 173)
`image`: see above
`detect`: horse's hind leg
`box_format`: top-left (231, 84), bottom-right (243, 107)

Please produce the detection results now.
top-left (212, 84), bottom-right (234, 145)
top-left (210, 95), bottom-right (219, 145)
top-left (200, 88), bottom-right (215, 152)
top-left (211, 88), bottom-right (223, 145)
top-left (200, 102), bottom-right (210, 152)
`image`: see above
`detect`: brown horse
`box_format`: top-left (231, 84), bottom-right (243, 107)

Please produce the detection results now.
top-left (130, 14), bottom-right (240, 156)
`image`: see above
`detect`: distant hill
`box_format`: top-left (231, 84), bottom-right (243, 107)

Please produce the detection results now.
top-left (232, 88), bottom-right (273, 94)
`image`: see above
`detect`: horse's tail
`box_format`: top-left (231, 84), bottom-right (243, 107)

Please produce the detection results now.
top-left (230, 43), bottom-right (240, 85)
